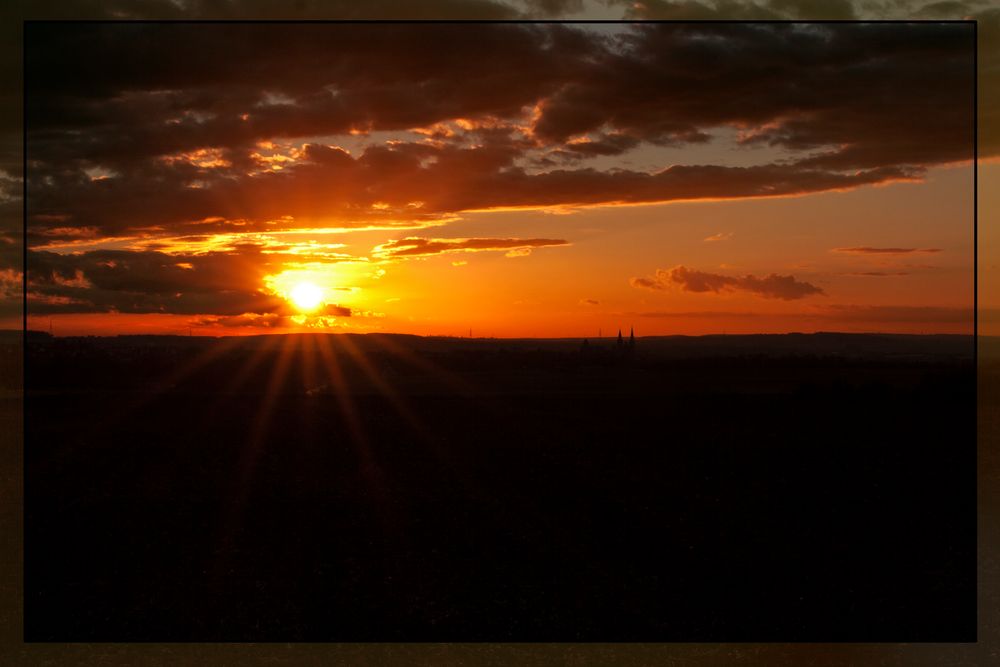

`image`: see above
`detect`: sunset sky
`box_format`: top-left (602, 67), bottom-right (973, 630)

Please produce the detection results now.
top-left (18, 21), bottom-right (977, 337)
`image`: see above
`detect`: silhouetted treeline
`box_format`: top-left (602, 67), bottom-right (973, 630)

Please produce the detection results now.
top-left (23, 331), bottom-right (974, 395)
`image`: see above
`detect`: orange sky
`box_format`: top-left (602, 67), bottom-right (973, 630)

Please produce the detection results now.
top-left (16, 23), bottom-right (979, 337)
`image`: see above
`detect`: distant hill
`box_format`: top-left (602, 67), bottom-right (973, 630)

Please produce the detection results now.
top-left (7, 329), bottom-right (985, 362)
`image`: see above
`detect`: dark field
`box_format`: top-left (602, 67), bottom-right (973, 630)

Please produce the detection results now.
top-left (19, 332), bottom-right (976, 641)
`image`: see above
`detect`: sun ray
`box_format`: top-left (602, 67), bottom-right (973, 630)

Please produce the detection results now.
top-left (299, 333), bottom-right (319, 395)
top-left (313, 333), bottom-right (401, 533)
top-left (366, 333), bottom-right (475, 397)
top-left (211, 334), bottom-right (297, 578)
top-left (332, 335), bottom-right (485, 503)
top-left (215, 334), bottom-right (284, 396)
top-left (334, 334), bottom-right (428, 438)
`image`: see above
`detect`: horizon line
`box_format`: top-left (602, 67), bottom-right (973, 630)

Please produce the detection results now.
top-left (12, 329), bottom-right (979, 340)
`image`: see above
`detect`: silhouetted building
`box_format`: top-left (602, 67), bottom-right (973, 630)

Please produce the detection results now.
top-left (611, 327), bottom-right (635, 359)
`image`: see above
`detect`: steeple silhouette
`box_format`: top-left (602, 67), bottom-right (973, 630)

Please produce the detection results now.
top-left (617, 329), bottom-right (623, 349)
top-left (629, 327), bottom-right (635, 350)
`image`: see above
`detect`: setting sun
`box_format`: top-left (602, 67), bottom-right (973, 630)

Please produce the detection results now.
top-left (290, 281), bottom-right (324, 312)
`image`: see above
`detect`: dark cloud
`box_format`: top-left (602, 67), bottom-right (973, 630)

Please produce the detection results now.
top-left (372, 237), bottom-right (569, 258)
top-left (19, 23), bottom-right (972, 244)
top-left (26, 135), bottom-right (926, 242)
top-left (551, 133), bottom-right (643, 159)
top-left (9, 20), bottom-right (976, 321)
top-left (26, 247), bottom-right (351, 316)
top-left (24, 23), bottom-right (583, 166)
top-left (26, 282), bottom-right (287, 316)
top-left (30, 248), bottom-right (272, 295)
top-left (601, 0), bottom-right (1000, 184)
top-left (532, 23), bottom-right (973, 172)
top-left (832, 247), bottom-right (942, 254)
top-left (26, 23), bottom-right (973, 167)
top-left (193, 312), bottom-right (287, 328)
top-left (631, 265), bottom-right (825, 300)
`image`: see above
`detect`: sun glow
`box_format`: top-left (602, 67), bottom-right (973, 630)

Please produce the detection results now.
top-left (290, 281), bottom-right (324, 312)
top-left (264, 265), bottom-right (365, 322)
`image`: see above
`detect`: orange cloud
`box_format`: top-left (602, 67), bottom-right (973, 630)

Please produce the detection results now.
top-left (372, 237), bottom-right (569, 259)
top-left (631, 265), bottom-right (825, 300)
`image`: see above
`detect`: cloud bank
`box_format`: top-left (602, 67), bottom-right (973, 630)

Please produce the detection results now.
top-left (631, 265), bottom-right (826, 300)
top-left (13, 21), bottom-right (973, 322)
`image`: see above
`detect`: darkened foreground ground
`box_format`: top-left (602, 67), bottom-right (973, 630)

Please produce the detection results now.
top-left (18, 331), bottom-right (976, 641)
